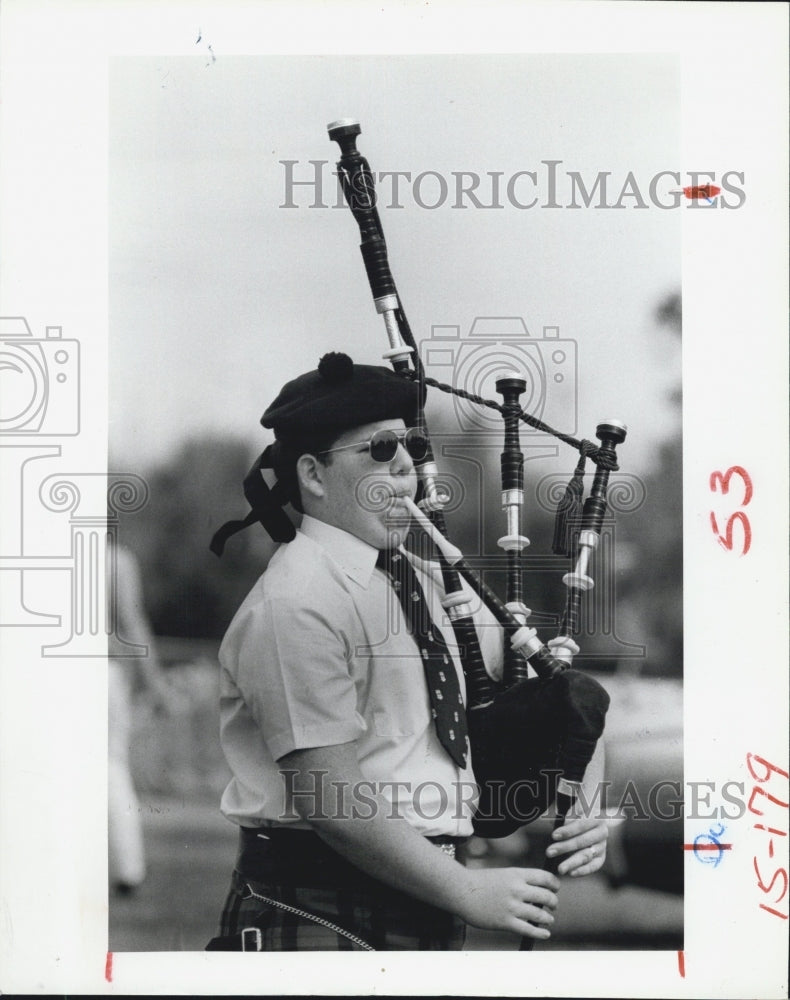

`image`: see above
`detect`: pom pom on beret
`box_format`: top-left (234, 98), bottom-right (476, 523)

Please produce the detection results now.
top-left (317, 351), bottom-right (354, 385)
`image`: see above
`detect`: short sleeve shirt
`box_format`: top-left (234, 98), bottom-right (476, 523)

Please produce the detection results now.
top-left (218, 515), bottom-right (504, 837)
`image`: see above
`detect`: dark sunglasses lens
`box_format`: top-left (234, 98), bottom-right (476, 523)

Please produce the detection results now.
top-left (369, 431), bottom-right (399, 462)
top-left (368, 429), bottom-right (429, 462)
top-left (404, 429), bottom-right (428, 461)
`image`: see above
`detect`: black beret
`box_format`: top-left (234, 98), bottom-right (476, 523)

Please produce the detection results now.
top-left (209, 353), bottom-right (425, 555)
top-left (261, 352), bottom-right (423, 442)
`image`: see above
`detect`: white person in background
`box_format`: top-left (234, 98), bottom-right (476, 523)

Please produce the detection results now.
top-left (108, 543), bottom-right (172, 895)
top-left (208, 352), bottom-right (607, 951)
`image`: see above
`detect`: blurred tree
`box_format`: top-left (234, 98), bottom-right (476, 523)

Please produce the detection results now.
top-left (614, 291), bottom-right (683, 675)
top-left (116, 435), bottom-right (277, 638)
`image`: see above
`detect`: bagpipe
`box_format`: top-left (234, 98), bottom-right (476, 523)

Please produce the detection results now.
top-left (327, 119), bottom-right (625, 944)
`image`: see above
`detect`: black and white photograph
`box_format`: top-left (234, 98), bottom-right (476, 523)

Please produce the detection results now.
top-left (107, 51), bottom-right (684, 955)
top-left (0, 2), bottom-right (787, 996)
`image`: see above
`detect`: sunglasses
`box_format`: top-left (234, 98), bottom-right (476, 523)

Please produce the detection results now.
top-left (320, 427), bottom-right (429, 464)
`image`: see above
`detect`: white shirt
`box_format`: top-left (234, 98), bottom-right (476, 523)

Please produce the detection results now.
top-left (218, 515), bottom-right (504, 837)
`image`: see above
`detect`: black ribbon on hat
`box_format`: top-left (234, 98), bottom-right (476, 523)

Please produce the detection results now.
top-left (209, 444), bottom-right (297, 555)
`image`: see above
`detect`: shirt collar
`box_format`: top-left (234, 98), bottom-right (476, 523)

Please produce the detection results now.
top-left (299, 515), bottom-right (380, 588)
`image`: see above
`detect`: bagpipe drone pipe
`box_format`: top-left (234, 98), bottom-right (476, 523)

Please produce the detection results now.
top-left (327, 119), bottom-right (624, 945)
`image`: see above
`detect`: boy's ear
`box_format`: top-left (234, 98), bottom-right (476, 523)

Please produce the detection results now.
top-left (296, 454), bottom-right (326, 500)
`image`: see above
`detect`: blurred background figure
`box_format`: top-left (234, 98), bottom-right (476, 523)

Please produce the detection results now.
top-left (108, 543), bottom-right (173, 896)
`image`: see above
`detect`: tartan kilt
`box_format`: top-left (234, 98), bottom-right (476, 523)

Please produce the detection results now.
top-left (212, 863), bottom-right (466, 951)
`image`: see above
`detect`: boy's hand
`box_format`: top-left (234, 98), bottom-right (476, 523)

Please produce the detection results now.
top-left (545, 814), bottom-right (608, 877)
top-left (458, 866), bottom-right (560, 939)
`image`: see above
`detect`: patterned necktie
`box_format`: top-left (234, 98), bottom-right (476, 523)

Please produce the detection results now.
top-left (376, 549), bottom-right (469, 768)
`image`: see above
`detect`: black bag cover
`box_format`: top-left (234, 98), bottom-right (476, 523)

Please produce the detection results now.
top-left (469, 669), bottom-right (610, 838)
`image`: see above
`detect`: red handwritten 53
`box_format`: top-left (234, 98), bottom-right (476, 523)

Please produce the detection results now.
top-left (710, 466), bottom-right (752, 555)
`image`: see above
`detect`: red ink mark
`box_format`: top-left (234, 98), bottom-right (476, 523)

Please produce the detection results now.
top-left (105, 951), bottom-right (113, 983)
top-left (748, 753), bottom-right (789, 922)
top-left (755, 824), bottom-right (787, 837)
top-left (709, 466), bottom-right (753, 555)
top-left (710, 510), bottom-right (751, 554)
top-left (748, 784), bottom-right (789, 816)
top-left (683, 843), bottom-right (732, 850)
top-left (753, 857), bottom-right (789, 903)
top-left (677, 950), bottom-right (685, 977)
top-left (683, 184), bottom-right (721, 200)
top-left (747, 754), bottom-right (789, 782)
top-left (709, 466), bottom-right (753, 504)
